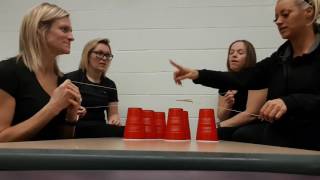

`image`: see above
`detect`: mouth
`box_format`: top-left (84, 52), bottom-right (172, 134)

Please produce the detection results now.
top-left (278, 26), bottom-right (287, 33)
top-left (98, 62), bottom-right (107, 66)
top-left (230, 59), bottom-right (239, 64)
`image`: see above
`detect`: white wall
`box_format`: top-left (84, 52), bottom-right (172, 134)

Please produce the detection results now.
top-left (0, 0), bottom-right (283, 138)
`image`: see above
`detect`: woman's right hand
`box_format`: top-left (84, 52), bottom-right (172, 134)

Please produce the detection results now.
top-left (223, 90), bottom-right (237, 107)
top-left (47, 79), bottom-right (81, 114)
top-left (170, 60), bottom-right (199, 85)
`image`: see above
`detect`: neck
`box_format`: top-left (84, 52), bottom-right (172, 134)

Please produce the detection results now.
top-left (86, 68), bottom-right (102, 83)
top-left (290, 28), bottom-right (316, 57)
top-left (38, 49), bottom-right (57, 75)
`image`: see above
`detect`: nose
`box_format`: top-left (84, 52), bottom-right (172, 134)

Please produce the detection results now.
top-left (231, 53), bottom-right (238, 58)
top-left (68, 32), bottom-right (74, 41)
top-left (274, 17), bottom-right (282, 26)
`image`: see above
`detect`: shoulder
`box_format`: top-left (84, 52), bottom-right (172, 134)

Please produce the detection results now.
top-left (256, 41), bottom-right (290, 65)
top-left (64, 69), bottom-right (84, 81)
top-left (102, 76), bottom-right (117, 88)
top-left (271, 41), bottom-right (291, 59)
top-left (0, 57), bottom-right (19, 67)
top-left (0, 57), bottom-right (21, 74)
top-left (0, 57), bottom-right (23, 97)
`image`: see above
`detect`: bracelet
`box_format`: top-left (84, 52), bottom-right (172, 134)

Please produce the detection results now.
top-left (216, 122), bottom-right (221, 128)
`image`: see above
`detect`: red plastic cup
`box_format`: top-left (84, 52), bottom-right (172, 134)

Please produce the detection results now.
top-left (124, 107), bottom-right (145, 139)
top-left (182, 111), bottom-right (191, 140)
top-left (154, 112), bottom-right (166, 139)
top-left (142, 110), bottom-right (157, 139)
top-left (196, 109), bottom-right (218, 141)
top-left (165, 108), bottom-right (186, 140)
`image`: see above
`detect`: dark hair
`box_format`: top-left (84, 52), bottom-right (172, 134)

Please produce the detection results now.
top-left (226, 40), bottom-right (257, 72)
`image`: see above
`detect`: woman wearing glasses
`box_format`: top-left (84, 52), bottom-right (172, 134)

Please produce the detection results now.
top-left (171, 0), bottom-right (320, 150)
top-left (66, 38), bottom-right (123, 138)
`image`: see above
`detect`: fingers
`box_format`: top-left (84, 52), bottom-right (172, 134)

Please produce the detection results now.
top-left (259, 99), bottom-right (287, 122)
top-left (61, 80), bottom-right (82, 104)
top-left (170, 59), bottom-right (196, 85)
top-left (173, 71), bottom-right (182, 85)
top-left (170, 59), bottom-right (184, 71)
top-left (224, 90), bottom-right (235, 105)
top-left (109, 119), bottom-right (121, 126)
top-left (77, 106), bottom-right (87, 117)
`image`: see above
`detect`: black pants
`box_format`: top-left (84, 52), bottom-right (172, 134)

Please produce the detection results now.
top-left (218, 121), bottom-right (320, 150)
top-left (75, 121), bottom-right (124, 138)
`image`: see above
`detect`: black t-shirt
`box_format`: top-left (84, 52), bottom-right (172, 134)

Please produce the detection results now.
top-left (65, 69), bottom-right (118, 124)
top-left (0, 57), bottom-right (66, 140)
top-left (218, 89), bottom-right (248, 118)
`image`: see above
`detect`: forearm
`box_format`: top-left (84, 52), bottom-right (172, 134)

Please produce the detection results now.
top-left (0, 104), bottom-right (58, 142)
top-left (193, 70), bottom-right (245, 89)
top-left (217, 108), bottom-right (232, 121)
top-left (220, 111), bottom-right (257, 127)
top-left (281, 93), bottom-right (320, 114)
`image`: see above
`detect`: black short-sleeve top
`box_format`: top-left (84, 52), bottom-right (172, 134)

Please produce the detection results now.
top-left (65, 69), bottom-right (118, 123)
top-left (0, 57), bottom-right (66, 140)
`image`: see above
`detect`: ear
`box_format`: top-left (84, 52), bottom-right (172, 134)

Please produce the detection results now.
top-left (305, 6), bottom-right (315, 21)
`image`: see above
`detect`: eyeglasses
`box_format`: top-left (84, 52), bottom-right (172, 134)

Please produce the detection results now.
top-left (91, 51), bottom-right (114, 61)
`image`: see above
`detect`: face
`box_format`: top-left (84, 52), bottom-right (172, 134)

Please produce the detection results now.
top-left (46, 17), bottom-right (74, 55)
top-left (228, 41), bottom-right (247, 72)
top-left (274, 0), bottom-right (312, 40)
top-left (88, 43), bottom-right (112, 73)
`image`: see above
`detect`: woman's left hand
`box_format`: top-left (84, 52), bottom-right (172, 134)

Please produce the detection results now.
top-left (77, 106), bottom-right (87, 118)
top-left (109, 118), bottom-right (121, 126)
top-left (259, 98), bottom-right (287, 123)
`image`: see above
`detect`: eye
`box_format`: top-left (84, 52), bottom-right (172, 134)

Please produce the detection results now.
top-left (60, 26), bottom-right (71, 33)
top-left (273, 16), bottom-right (278, 22)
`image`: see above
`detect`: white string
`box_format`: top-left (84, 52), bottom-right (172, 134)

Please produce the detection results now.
top-left (175, 99), bottom-right (260, 118)
top-left (217, 106), bottom-right (260, 117)
top-left (72, 80), bottom-right (256, 116)
top-left (85, 104), bottom-right (118, 109)
top-left (72, 81), bottom-right (117, 90)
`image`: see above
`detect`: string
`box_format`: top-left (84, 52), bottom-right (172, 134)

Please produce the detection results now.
top-left (72, 81), bottom-right (117, 90)
top-left (175, 99), bottom-right (261, 118)
top-left (85, 104), bottom-right (118, 109)
top-left (72, 80), bottom-right (256, 116)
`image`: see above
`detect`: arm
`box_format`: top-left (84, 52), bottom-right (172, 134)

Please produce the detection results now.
top-left (0, 80), bottom-right (81, 142)
top-left (259, 93), bottom-right (320, 122)
top-left (107, 102), bottom-right (121, 126)
top-left (220, 89), bottom-right (267, 127)
top-left (0, 90), bottom-right (59, 142)
top-left (170, 57), bottom-right (273, 90)
top-left (217, 90), bottom-right (237, 121)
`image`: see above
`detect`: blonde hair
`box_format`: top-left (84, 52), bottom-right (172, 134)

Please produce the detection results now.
top-left (18, 2), bottom-right (69, 74)
top-left (79, 38), bottom-right (112, 75)
top-left (295, 0), bottom-right (320, 25)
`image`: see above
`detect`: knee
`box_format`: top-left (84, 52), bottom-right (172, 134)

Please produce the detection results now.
top-left (232, 126), bottom-right (261, 144)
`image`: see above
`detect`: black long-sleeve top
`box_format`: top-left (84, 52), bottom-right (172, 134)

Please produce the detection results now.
top-left (193, 39), bottom-right (320, 131)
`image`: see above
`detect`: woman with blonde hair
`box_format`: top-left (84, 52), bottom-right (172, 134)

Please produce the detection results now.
top-left (66, 38), bottom-right (123, 138)
top-left (0, 3), bottom-right (81, 141)
top-left (171, 0), bottom-right (320, 150)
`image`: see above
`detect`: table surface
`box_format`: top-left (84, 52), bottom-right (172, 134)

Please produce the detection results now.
top-left (0, 138), bottom-right (319, 174)
top-left (0, 138), bottom-right (319, 155)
